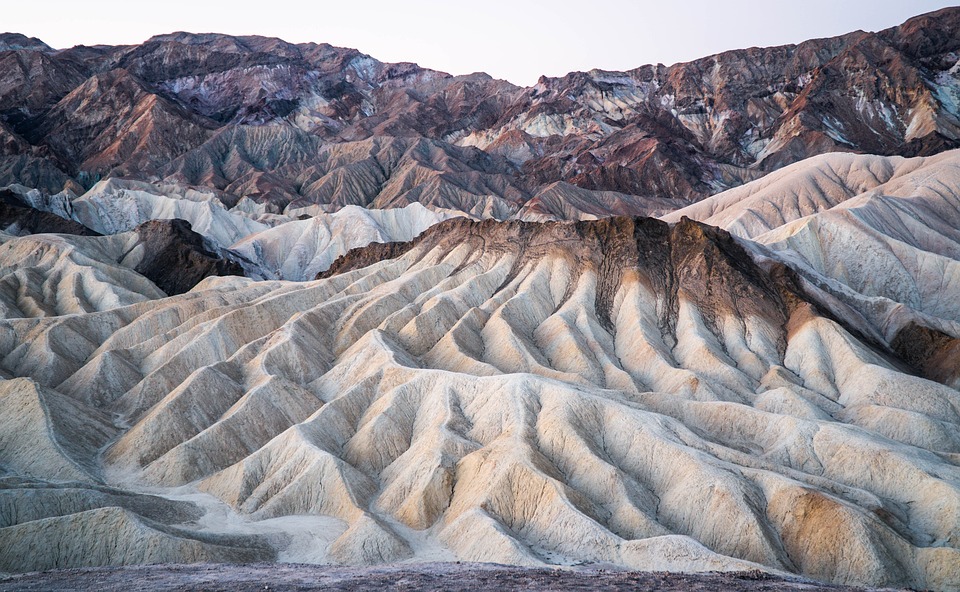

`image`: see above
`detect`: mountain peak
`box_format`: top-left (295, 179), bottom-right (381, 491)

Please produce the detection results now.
top-left (0, 32), bottom-right (52, 52)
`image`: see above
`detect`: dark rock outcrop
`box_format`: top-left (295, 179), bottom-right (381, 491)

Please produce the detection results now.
top-left (130, 219), bottom-right (242, 295)
top-left (316, 240), bottom-right (416, 279)
top-left (0, 189), bottom-right (98, 235)
top-left (890, 322), bottom-right (960, 387)
top-left (320, 215), bottom-right (795, 341)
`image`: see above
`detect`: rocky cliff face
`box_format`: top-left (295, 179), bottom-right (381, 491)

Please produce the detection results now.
top-left (0, 8), bottom-right (957, 212)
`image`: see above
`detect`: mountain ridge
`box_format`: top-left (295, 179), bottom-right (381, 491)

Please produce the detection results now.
top-left (0, 7), bottom-right (957, 214)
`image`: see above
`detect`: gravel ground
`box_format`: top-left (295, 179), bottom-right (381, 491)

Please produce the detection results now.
top-left (0, 563), bottom-right (906, 592)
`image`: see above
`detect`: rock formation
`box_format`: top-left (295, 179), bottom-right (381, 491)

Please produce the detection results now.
top-left (0, 8), bottom-right (957, 210)
top-left (0, 205), bottom-right (958, 588)
top-left (0, 9), bottom-right (958, 591)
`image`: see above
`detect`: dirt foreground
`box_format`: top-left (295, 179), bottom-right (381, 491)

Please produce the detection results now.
top-left (0, 563), bottom-right (908, 592)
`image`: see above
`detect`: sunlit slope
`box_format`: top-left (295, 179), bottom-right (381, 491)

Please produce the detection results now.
top-left (666, 149), bottom-right (960, 386)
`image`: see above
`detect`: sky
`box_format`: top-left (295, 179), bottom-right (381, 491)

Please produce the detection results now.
top-left (8, 1), bottom-right (958, 86)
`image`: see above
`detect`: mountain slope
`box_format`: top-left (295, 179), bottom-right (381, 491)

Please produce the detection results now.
top-left (666, 149), bottom-right (960, 388)
top-left (13, 178), bottom-right (464, 281)
top-left (31, 68), bottom-right (215, 176)
top-left (161, 132), bottom-right (528, 215)
top-left (0, 215), bottom-right (957, 588)
top-left (0, 214), bottom-right (244, 318)
top-left (0, 8), bottom-right (957, 209)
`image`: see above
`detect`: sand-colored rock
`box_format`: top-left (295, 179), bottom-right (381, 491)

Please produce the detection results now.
top-left (230, 203), bottom-right (458, 280)
top-left (0, 378), bottom-right (115, 482)
top-left (666, 149), bottom-right (960, 388)
top-left (0, 215), bottom-right (956, 588)
top-left (0, 477), bottom-right (202, 528)
top-left (0, 507), bottom-right (272, 572)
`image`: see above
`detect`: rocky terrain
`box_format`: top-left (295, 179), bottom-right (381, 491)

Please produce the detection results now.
top-left (0, 8), bottom-right (958, 211)
top-left (1, 160), bottom-right (960, 587)
top-left (0, 7), bottom-right (959, 592)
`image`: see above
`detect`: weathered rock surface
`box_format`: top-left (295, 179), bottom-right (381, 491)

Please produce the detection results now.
top-left (0, 213), bottom-right (957, 589)
top-left (0, 8), bottom-right (958, 208)
top-left (667, 149), bottom-right (960, 388)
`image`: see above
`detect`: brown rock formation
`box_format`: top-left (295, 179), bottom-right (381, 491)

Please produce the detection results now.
top-left (129, 219), bottom-right (243, 295)
top-left (0, 8), bottom-right (956, 207)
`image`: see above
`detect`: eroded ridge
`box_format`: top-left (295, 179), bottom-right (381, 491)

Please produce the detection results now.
top-left (0, 217), bottom-right (957, 590)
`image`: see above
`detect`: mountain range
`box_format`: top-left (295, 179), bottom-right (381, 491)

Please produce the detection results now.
top-left (0, 7), bottom-right (959, 209)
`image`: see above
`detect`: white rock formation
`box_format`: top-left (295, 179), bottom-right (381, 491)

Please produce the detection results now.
top-left (16, 179), bottom-right (459, 281)
top-left (0, 507), bottom-right (271, 572)
top-left (666, 149), bottom-right (960, 370)
top-left (230, 203), bottom-right (458, 280)
top-left (0, 230), bottom-right (167, 317)
top-left (71, 179), bottom-right (270, 249)
top-left (0, 212), bottom-right (956, 590)
top-left (661, 152), bottom-right (929, 237)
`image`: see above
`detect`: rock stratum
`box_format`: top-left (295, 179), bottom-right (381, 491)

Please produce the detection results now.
top-left (0, 8), bottom-right (959, 592)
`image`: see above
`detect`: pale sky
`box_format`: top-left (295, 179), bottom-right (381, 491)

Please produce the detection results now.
top-left (8, 1), bottom-right (958, 86)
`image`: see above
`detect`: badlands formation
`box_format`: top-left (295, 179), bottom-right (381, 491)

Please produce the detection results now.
top-left (0, 7), bottom-right (960, 592)
top-left (0, 151), bottom-right (959, 589)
